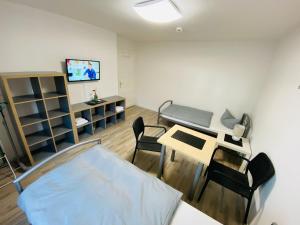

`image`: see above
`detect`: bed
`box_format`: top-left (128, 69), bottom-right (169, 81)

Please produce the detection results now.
top-left (170, 201), bottom-right (221, 225)
top-left (14, 139), bottom-right (221, 225)
top-left (157, 100), bottom-right (251, 137)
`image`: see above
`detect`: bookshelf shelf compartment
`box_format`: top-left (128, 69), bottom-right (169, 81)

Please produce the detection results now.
top-left (116, 111), bottom-right (125, 122)
top-left (92, 114), bottom-right (105, 122)
top-left (75, 109), bottom-right (91, 121)
top-left (56, 141), bottom-right (74, 152)
top-left (116, 100), bottom-right (125, 107)
top-left (32, 151), bottom-right (56, 163)
top-left (45, 97), bottom-right (70, 119)
top-left (31, 139), bottom-right (56, 163)
top-left (78, 132), bottom-right (93, 142)
top-left (77, 123), bottom-right (93, 142)
top-left (52, 126), bottom-right (72, 137)
top-left (91, 106), bottom-right (105, 122)
top-left (105, 111), bottom-right (115, 117)
top-left (76, 122), bottom-right (92, 129)
top-left (43, 92), bottom-right (67, 99)
top-left (94, 127), bottom-right (105, 134)
top-left (23, 120), bottom-right (52, 147)
top-left (50, 115), bottom-right (73, 137)
top-left (8, 77), bottom-right (43, 105)
top-left (26, 131), bottom-right (52, 147)
top-left (16, 99), bottom-right (48, 127)
top-left (105, 103), bottom-right (116, 117)
top-left (93, 119), bottom-right (106, 134)
top-left (13, 95), bottom-right (43, 104)
top-left (54, 132), bottom-right (75, 152)
top-left (40, 76), bottom-right (67, 96)
top-left (48, 110), bottom-right (69, 119)
top-left (106, 115), bottom-right (116, 128)
top-left (20, 113), bottom-right (48, 127)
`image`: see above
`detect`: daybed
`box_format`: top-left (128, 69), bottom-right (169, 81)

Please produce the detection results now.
top-left (157, 100), bottom-right (251, 137)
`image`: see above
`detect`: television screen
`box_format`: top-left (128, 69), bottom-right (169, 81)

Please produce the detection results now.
top-left (66, 59), bottom-right (100, 82)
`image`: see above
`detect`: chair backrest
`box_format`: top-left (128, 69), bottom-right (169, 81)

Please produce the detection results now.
top-left (248, 152), bottom-right (275, 190)
top-left (132, 117), bottom-right (145, 141)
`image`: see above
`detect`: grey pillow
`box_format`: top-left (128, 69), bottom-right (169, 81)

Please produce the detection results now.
top-left (221, 109), bottom-right (241, 129)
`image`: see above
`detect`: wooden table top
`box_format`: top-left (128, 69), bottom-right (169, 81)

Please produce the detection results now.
top-left (158, 125), bottom-right (217, 166)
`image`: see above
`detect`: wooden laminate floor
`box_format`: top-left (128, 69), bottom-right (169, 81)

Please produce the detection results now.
top-left (0, 106), bottom-right (244, 225)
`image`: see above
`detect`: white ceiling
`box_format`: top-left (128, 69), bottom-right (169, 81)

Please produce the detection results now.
top-left (6, 0), bottom-right (300, 41)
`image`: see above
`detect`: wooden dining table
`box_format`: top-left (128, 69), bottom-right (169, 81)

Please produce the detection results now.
top-left (157, 124), bottom-right (218, 200)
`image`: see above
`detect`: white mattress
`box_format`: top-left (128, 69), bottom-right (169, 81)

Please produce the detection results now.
top-left (170, 201), bottom-right (222, 225)
top-left (161, 113), bottom-right (233, 136)
top-left (18, 145), bottom-right (182, 225)
top-left (161, 104), bottom-right (213, 128)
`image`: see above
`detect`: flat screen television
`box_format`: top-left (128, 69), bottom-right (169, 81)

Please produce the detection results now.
top-left (66, 59), bottom-right (100, 82)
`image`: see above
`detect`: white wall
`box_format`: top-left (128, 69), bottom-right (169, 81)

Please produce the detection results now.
top-left (250, 29), bottom-right (300, 225)
top-left (135, 41), bottom-right (274, 118)
top-left (0, 0), bottom-right (118, 160)
top-left (0, 1), bottom-right (118, 104)
top-left (117, 36), bottom-right (136, 107)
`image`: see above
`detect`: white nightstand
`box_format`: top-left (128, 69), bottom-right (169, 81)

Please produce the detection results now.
top-left (216, 131), bottom-right (252, 171)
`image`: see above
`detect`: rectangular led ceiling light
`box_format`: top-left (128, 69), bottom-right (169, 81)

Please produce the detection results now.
top-left (133, 0), bottom-right (182, 23)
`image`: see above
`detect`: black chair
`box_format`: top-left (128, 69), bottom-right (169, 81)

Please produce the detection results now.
top-left (197, 149), bottom-right (275, 224)
top-left (132, 117), bottom-right (167, 164)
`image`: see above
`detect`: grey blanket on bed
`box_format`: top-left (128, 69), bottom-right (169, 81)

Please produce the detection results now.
top-left (18, 145), bottom-right (182, 225)
top-left (161, 104), bottom-right (213, 128)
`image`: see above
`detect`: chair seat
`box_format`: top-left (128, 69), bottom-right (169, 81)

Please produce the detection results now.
top-left (209, 161), bottom-right (251, 198)
top-left (137, 136), bottom-right (162, 152)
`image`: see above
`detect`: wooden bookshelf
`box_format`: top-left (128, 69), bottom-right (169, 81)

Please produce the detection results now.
top-left (0, 71), bottom-right (125, 165)
top-left (0, 72), bottom-right (77, 165)
top-left (71, 96), bottom-right (125, 143)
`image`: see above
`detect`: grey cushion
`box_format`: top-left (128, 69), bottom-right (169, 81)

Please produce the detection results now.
top-left (221, 109), bottom-right (241, 129)
top-left (161, 104), bottom-right (213, 128)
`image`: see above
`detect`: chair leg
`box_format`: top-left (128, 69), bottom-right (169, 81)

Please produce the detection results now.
top-left (131, 146), bottom-right (138, 164)
top-left (197, 178), bottom-right (209, 202)
top-left (243, 194), bottom-right (253, 224)
top-left (170, 150), bottom-right (175, 162)
top-left (204, 167), bottom-right (208, 176)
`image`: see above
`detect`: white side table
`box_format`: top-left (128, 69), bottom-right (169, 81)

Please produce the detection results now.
top-left (216, 131), bottom-right (252, 171)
